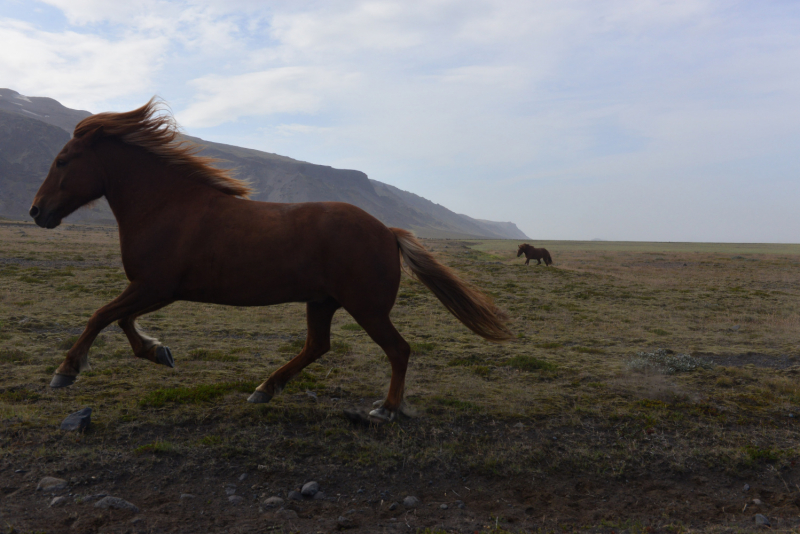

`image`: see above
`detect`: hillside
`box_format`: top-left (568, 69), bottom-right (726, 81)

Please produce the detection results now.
top-left (0, 89), bottom-right (527, 239)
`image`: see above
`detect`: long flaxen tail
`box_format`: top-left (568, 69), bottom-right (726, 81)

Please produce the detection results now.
top-left (390, 228), bottom-right (512, 342)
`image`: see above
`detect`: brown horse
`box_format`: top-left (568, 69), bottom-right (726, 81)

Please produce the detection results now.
top-left (517, 244), bottom-right (553, 266)
top-left (29, 99), bottom-right (511, 422)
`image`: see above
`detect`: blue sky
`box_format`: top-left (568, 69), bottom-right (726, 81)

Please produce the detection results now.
top-left (2, 0), bottom-right (798, 242)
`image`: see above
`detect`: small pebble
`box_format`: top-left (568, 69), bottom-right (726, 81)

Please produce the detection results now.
top-left (388, 502), bottom-right (398, 511)
top-left (754, 514), bottom-right (770, 526)
top-left (287, 490), bottom-right (303, 501)
top-left (337, 516), bottom-right (356, 529)
top-left (94, 496), bottom-right (140, 513)
top-left (457, 500), bottom-right (466, 509)
top-left (225, 487), bottom-right (236, 496)
top-left (276, 508), bottom-right (298, 519)
top-left (440, 503), bottom-right (448, 509)
top-left (753, 498), bottom-right (763, 505)
top-left (238, 473), bottom-right (248, 482)
top-left (37, 477), bottom-right (67, 492)
top-left (50, 496), bottom-right (67, 507)
top-left (262, 496), bottom-right (284, 508)
top-left (180, 493), bottom-right (195, 501)
top-left (228, 495), bottom-right (244, 505)
top-left (306, 390), bottom-right (318, 401)
top-left (744, 484), bottom-right (750, 492)
top-left (301, 481), bottom-right (319, 497)
top-left (357, 488), bottom-right (365, 494)
top-left (312, 491), bottom-right (326, 500)
top-left (60, 408), bottom-right (92, 432)
top-left (403, 496), bottom-right (420, 509)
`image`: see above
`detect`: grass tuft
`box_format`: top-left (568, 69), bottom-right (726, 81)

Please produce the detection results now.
top-left (504, 355), bottom-right (557, 372)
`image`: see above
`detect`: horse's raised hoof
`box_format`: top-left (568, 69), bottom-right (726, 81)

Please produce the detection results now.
top-left (247, 390), bottom-right (272, 404)
top-left (155, 346), bottom-right (174, 368)
top-left (50, 374), bottom-right (76, 388)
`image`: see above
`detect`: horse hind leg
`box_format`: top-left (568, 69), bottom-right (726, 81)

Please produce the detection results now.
top-left (349, 312), bottom-right (411, 422)
top-left (118, 304), bottom-right (174, 368)
top-left (248, 297), bottom-right (340, 404)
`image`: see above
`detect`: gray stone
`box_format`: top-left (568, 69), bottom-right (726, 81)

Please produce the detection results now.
top-left (301, 481), bottom-right (319, 497)
top-left (306, 390), bottom-right (318, 401)
top-left (37, 477), bottom-right (67, 492)
top-left (312, 491), bottom-right (326, 500)
top-left (81, 493), bottom-right (107, 503)
top-left (94, 496), bottom-right (140, 513)
top-left (262, 496), bottom-right (284, 508)
top-left (60, 407), bottom-right (92, 432)
top-left (403, 496), bottom-right (420, 509)
top-left (276, 508), bottom-right (298, 519)
top-left (456, 500), bottom-right (466, 509)
top-left (228, 495), bottom-right (244, 505)
top-left (755, 514), bottom-right (770, 527)
top-left (439, 503), bottom-right (448, 509)
top-left (287, 490), bottom-right (303, 501)
top-left (225, 486), bottom-right (236, 496)
top-left (50, 496), bottom-right (67, 507)
top-left (337, 516), bottom-right (357, 529)
top-left (238, 473), bottom-right (248, 481)
top-left (388, 502), bottom-right (398, 511)
top-left (180, 493), bottom-right (195, 501)
top-left (743, 484), bottom-right (750, 492)
top-left (753, 498), bottom-right (763, 505)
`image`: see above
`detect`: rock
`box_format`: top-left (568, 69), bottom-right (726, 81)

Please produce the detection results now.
top-left (37, 477), bottom-right (67, 492)
top-left (238, 473), bottom-right (248, 481)
top-left (262, 496), bottom-right (285, 508)
top-left (754, 514), bottom-right (770, 527)
top-left (306, 390), bottom-right (318, 401)
top-left (513, 422), bottom-right (524, 429)
top-left (312, 491), bottom-right (326, 500)
top-left (50, 496), bottom-right (67, 507)
top-left (744, 484), bottom-right (750, 492)
top-left (81, 493), bottom-right (107, 503)
top-left (276, 508), bottom-right (298, 519)
top-left (287, 490), bottom-right (303, 501)
top-left (228, 495), bottom-right (244, 505)
top-left (301, 481), bottom-right (319, 497)
top-left (94, 496), bottom-right (140, 513)
top-left (180, 493), bottom-right (195, 501)
top-left (457, 500), bottom-right (466, 509)
top-left (60, 407), bottom-right (92, 432)
top-left (225, 486), bottom-right (236, 496)
top-left (337, 516), bottom-right (357, 529)
top-left (403, 496), bottom-right (420, 509)
top-left (753, 498), bottom-right (763, 505)
top-left (388, 502), bottom-right (398, 511)
top-left (440, 503), bottom-right (448, 509)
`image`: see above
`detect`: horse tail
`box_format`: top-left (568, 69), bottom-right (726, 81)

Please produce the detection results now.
top-left (390, 228), bottom-right (512, 342)
top-left (544, 250), bottom-right (553, 266)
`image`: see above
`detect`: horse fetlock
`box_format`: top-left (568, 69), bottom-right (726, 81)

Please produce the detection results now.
top-left (368, 407), bottom-right (397, 422)
top-left (247, 390), bottom-right (273, 404)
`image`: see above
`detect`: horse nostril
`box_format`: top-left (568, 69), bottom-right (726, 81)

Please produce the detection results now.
top-left (29, 206), bottom-right (40, 218)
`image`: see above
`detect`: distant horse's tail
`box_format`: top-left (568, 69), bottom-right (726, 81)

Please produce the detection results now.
top-left (544, 250), bottom-right (553, 266)
top-left (390, 228), bottom-right (512, 342)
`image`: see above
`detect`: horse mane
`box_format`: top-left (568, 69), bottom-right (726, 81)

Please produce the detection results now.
top-left (73, 98), bottom-right (253, 198)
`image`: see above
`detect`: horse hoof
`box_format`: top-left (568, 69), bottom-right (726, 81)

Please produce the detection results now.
top-left (368, 407), bottom-right (396, 423)
top-left (50, 374), bottom-right (76, 388)
top-left (155, 346), bottom-right (174, 368)
top-left (247, 390), bottom-right (272, 404)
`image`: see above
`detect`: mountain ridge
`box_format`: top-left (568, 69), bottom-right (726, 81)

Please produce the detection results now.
top-left (0, 89), bottom-right (528, 239)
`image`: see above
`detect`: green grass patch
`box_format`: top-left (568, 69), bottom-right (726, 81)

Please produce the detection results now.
top-left (649, 328), bottom-right (671, 336)
top-left (340, 323), bottom-right (363, 331)
top-left (410, 342), bottom-right (436, 354)
top-left (18, 275), bottom-right (43, 284)
top-left (504, 355), bottom-right (557, 372)
top-left (187, 349), bottom-right (239, 362)
top-left (573, 346), bottom-right (606, 354)
top-left (139, 381), bottom-right (259, 408)
top-left (134, 440), bottom-right (174, 455)
top-left (535, 342), bottom-right (562, 349)
top-left (0, 349), bottom-right (29, 363)
top-left (278, 338), bottom-right (305, 354)
top-left (331, 340), bottom-right (351, 354)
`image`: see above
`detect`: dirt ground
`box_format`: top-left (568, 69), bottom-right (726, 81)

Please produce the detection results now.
top-left (1, 222), bottom-right (799, 533)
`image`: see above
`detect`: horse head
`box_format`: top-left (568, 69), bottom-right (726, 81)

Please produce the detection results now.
top-left (30, 128), bottom-right (106, 229)
top-left (517, 244), bottom-right (527, 257)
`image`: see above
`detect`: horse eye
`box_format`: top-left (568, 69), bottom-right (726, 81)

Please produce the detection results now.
top-left (56, 159), bottom-right (66, 168)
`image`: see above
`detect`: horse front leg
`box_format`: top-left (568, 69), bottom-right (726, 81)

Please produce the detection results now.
top-left (525, 258), bottom-right (530, 265)
top-left (118, 302), bottom-right (174, 368)
top-left (51, 283), bottom-right (168, 388)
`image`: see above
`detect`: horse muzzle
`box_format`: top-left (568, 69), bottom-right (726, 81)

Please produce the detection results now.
top-left (29, 205), bottom-right (61, 229)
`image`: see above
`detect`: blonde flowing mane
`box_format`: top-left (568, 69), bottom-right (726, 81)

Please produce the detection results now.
top-left (73, 98), bottom-right (253, 198)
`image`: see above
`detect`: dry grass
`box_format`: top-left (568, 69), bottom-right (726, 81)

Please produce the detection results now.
top-left (1, 221), bottom-right (799, 530)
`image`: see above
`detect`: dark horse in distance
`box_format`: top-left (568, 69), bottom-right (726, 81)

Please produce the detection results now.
top-left (517, 243), bottom-right (553, 266)
top-left (29, 99), bottom-right (511, 422)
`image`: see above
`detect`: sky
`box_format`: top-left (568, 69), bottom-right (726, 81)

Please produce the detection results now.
top-left (1, 0), bottom-right (798, 243)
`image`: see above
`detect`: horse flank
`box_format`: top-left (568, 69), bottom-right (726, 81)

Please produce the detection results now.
top-left (73, 98), bottom-right (253, 198)
top-left (392, 228), bottom-right (512, 342)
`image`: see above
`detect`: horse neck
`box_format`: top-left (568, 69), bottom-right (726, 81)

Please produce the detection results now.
top-left (98, 140), bottom-right (210, 228)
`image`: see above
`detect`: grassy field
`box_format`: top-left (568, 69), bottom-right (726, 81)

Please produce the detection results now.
top-left (0, 220), bottom-right (799, 533)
